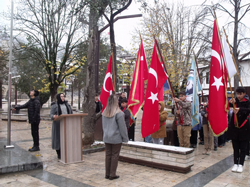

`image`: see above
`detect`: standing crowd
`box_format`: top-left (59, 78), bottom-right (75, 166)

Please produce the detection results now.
top-left (12, 87), bottom-right (250, 179)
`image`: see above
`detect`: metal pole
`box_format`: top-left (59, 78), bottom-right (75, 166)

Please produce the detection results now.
top-left (71, 81), bottom-right (73, 106)
top-left (78, 86), bottom-right (80, 110)
top-left (15, 83), bottom-right (17, 106)
top-left (5, 0), bottom-right (14, 149)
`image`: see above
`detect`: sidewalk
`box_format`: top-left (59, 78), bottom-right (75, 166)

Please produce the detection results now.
top-left (0, 119), bottom-right (250, 186)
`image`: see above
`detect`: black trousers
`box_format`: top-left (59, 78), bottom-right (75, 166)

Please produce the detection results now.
top-left (190, 130), bottom-right (198, 145)
top-left (232, 139), bottom-right (248, 165)
top-left (218, 133), bottom-right (226, 146)
top-left (31, 122), bottom-right (40, 147)
top-left (199, 127), bottom-right (204, 142)
top-left (128, 123), bottom-right (135, 141)
top-left (173, 130), bottom-right (179, 146)
top-left (246, 141), bottom-right (250, 156)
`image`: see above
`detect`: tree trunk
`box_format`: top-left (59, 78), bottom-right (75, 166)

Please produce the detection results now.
top-left (0, 79), bottom-right (2, 109)
top-left (50, 83), bottom-right (59, 102)
top-left (110, 18), bottom-right (118, 92)
top-left (82, 7), bottom-right (99, 145)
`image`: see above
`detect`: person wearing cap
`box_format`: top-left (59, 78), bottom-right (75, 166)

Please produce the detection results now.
top-left (13, 89), bottom-right (41, 152)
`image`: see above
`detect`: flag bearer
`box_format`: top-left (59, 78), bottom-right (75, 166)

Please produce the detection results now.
top-left (173, 91), bottom-right (192, 148)
top-left (229, 87), bottom-right (250, 173)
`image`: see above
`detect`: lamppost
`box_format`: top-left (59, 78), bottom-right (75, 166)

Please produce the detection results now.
top-left (69, 74), bottom-right (75, 107)
top-left (5, 0), bottom-right (14, 149)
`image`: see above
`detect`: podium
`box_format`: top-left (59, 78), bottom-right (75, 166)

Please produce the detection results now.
top-left (55, 113), bottom-right (88, 164)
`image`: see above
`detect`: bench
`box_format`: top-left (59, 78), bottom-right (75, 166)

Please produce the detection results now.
top-left (119, 141), bottom-right (194, 173)
top-left (1, 113), bottom-right (28, 122)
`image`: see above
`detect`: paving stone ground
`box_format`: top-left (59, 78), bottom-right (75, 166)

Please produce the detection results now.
top-left (1, 110), bottom-right (250, 187)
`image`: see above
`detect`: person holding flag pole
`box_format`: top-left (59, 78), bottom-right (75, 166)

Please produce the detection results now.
top-left (223, 27), bottom-right (250, 161)
top-left (217, 17), bottom-right (250, 173)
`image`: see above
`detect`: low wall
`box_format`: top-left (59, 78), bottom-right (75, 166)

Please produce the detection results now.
top-left (119, 141), bottom-right (194, 173)
top-left (1, 113), bottom-right (28, 122)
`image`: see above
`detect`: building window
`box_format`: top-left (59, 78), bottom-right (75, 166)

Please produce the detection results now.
top-left (206, 72), bottom-right (210, 84)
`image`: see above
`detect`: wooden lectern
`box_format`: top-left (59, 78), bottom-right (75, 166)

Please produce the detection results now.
top-left (55, 113), bottom-right (88, 164)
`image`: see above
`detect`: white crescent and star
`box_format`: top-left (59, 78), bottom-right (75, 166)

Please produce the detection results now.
top-left (211, 49), bottom-right (221, 69)
top-left (103, 72), bottom-right (112, 93)
top-left (148, 92), bottom-right (158, 104)
top-left (211, 76), bottom-right (224, 91)
top-left (149, 68), bottom-right (158, 88)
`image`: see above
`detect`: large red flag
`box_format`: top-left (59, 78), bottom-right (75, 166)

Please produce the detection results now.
top-left (100, 55), bottom-right (114, 112)
top-left (141, 40), bottom-right (168, 138)
top-left (208, 20), bottom-right (229, 136)
top-left (127, 39), bottom-right (148, 120)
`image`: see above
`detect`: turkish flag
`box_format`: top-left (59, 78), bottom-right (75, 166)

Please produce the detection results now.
top-left (141, 40), bottom-right (168, 138)
top-left (208, 20), bottom-right (229, 136)
top-left (100, 54), bottom-right (114, 112)
top-left (128, 39), bottom-right (148, 121)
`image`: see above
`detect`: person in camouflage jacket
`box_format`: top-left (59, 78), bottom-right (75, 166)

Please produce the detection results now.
top-left (173, 91), bottom-right (192, 148)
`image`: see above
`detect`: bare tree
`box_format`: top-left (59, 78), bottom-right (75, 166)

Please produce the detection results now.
top-left (136, 2), bottom-right (212, 93)
top-left (13, 0), bottom-right (88, 101)
top-left (0, 47), bottom-right (8, 109)
top-left (215, 0), bottom-right (250, 90)
top-left (81, 0), bottom-right (109, 145)
top-left (100, 0), bottom-right (132, 91)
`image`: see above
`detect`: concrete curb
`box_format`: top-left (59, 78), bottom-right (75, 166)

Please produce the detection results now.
top-left (82, 146), bottom-right (105, 155)
top-left (0, 162), bottom-right (43, 174)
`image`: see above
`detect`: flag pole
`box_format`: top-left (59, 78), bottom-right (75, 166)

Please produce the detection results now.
top-left (111, 52), bottom-right (116, 94)
top-left (213, 9), bottom-right (238, 127)
top-left (154, 38), bottom-right (176, 97)
top-left (222, 27), bottom-right (243, 86)
top-left (154, 37), bottom-right (178, 110)
top-left (193, 50), bottom-right (205, 103)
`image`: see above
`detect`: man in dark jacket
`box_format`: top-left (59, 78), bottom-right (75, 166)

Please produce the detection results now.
top-left (13, 90), bottom-right (41, 152)
top-left (228, 87), bottom-right (250, 173)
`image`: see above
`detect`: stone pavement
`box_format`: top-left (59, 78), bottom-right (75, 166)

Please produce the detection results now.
top-left (1, 119), bottom-right (250, 186)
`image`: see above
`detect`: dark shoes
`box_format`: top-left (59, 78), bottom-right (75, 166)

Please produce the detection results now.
top-left (109, 175), bottom-right (119, 180)
top-left (190, 144), bottom-right (197, 148)
top-left (214, 147), bottom-right (218, 151)
top-left (105, 175), bottom-right (120, 180)
top-left (28, 146), bottom-right (40, 152)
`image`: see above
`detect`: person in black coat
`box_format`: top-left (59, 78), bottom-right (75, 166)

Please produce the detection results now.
top-left (228, 87), bottom-right (250, 173)
top-left (13, 90), bottom-right (41, 152)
